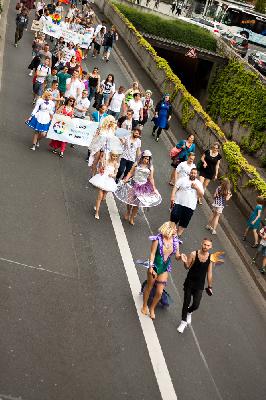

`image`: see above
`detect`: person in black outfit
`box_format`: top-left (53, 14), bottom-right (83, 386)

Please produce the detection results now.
top-left (14, 8), bottom-right (29, 47)
top-left (177, 238), bottom-right (213, 333)
top-left (102, 27), bottom-right (118, 62)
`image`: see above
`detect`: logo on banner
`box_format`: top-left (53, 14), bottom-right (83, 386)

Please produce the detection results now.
top-left (185, 48), bottom-right (197, 58)
top-left (53, 121), bottom-right (66, 135)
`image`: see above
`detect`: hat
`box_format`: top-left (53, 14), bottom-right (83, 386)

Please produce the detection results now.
top-left (142, 150), bottom-right (152, 157)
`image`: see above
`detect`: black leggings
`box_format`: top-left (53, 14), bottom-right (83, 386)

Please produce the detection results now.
top-left (116, 158), bottom-right (134, 182)
top-left (152, 126), bottom-right (163, 137)
top-left (181, 286), bottom-right (203, 321)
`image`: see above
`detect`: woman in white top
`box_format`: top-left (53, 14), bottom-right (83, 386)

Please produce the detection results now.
top-left (101, 74), bottom-right (115, 105)
top-left (107, 86), bottom-right (126, 120)
top-left (55, 1), bottom-right (64, 18)
top-left (174, 152), bottom-right (196, 184)
top-left (127, 92), bottom-right (143, 129)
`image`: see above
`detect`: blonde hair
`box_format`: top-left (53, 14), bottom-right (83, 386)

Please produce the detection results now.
top-left (158, 222), bottom-right (176, 238)
top-left (100, 115), bottom-right (117, 131)
top-left (42, 90), bottom-right (52, 100)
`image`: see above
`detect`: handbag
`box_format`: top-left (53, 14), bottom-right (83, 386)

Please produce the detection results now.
top-left (169, 147), bottom-right (181, 158)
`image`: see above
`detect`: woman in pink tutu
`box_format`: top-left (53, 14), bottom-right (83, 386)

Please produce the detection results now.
top-left (115, 150), bottom-right (161, 225)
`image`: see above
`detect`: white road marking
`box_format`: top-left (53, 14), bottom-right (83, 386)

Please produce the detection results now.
top-left (0, 257), bottom-right (75, 279)
top-left (106, 193), bottom-right (178, 400)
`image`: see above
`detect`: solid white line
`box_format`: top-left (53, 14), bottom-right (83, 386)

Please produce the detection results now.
top-left (106, 193), bottom-right (178, 400)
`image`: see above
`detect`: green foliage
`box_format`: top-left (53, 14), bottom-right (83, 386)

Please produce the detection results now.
top-left (114, 2), bottom-right (217, 52)
top-left (111, 1), bottom-right (266, 197)
top-left (207, 60), bottom-right (266, 153)
top-left (255, 0), bottom-right (266, 13)
top-left (181, 98), bottom-right (195, 127)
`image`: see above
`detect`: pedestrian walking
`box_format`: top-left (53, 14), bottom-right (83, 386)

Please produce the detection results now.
top-left (117, 109), bottom-right (134, 131)
top-left (74, 89), bottom-right (90, 118)
top-left (65, 70), bottom-right (83, 99)
top-left (102, 26), bottom-right (118, 62)
top-left (127, 92), bottom-right (143, 129)
top-left (152, 94), bottom-right (172, 142)
top-left (170, 168), bottom-right (204, 236)
top-left (252, 224), bottom-right (266, 274)
top-left (125, 81), bottom-right (140, 105)
top-left (243, 196), bottom-right (265, 247)
top-left (88, 67), bottom-right (101, 102)
top-left (115, 150), bottom-right (161, 226)
top-left (89, 151), bottom-right (120, 220)
top-left (177, 238), bottom-right (213, 333)
top-left (92, 27), bottom-right (105, 58)
top-left (141, 222), bottom-right (181, 320)
top-left (206, 178), bottom-right (232, 235)
top-left (57, 66), bottom-right (71, 96)
top-left (197, 142), bottom-right (222, 204)
top-left (116, 127), bottom-right (142, 182)
top-left (32, 57), bottom-right (51, 103)
top-left (26, 91), bottom-right (55, 151)
top-left (107, 86), bottom-right (126, 120)
top-left (14, 8), bottom-right (29, 48)
top-left (140, 90), bottom-right (154, 129)
top-left (169, 134), bottom-right (195, 185)
top-left (48, 97), bottom-right (75, 158)
top-left (174, 152), bottom-right (196, 184)
top-left (101, 74), bottom-right (115, 105)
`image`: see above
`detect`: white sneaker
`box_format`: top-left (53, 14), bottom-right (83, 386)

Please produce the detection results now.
top-left (30, 145), bottom-right (36, 151)
top-left (205, 225), bottom-right (212, 230)
top-left (186, 312), bottom-right (192, 325)
top-left (36, 141), bottom-right (40, 149)
top-left (29, 71), bottom-right (33, 76)
top-left (177, 320), bottom-right (187, 333)
top-left (212, 229), bottom-right (217, 235)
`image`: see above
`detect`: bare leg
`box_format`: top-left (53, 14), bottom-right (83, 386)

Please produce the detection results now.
top-left (207, 212), bottom-right (215, 228)
top-left (149, 272), bottom-right (168, 320)
top-left (243, 227), bottom-right (249, 240)
top-left (252, 229), bottom-right (259, 245)
top-left (32, 133), bottom-right (39, 145)
top-left (141, 271), bottom-right (156, 315)
top-left (129, 206), bottom-right (138, 225)
top-left (124, 205), bottom-right (132, 220)
top-left (169, 169), bottom-right (176, 185)
top-left (212, 212), bottom-right (220, 230)
top-left (177, 226), bottom-right (185, 236)
top-left (95, 189), bottom-right (104, 218)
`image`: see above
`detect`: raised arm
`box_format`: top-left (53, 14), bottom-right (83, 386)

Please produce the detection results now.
top-left (123, 163), bottom-right (136, 182)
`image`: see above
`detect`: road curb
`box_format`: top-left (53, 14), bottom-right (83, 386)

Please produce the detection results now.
top-left (112, 31), bottom-right (266, 300)
top-left (0, 0), bottom-right (10, 92)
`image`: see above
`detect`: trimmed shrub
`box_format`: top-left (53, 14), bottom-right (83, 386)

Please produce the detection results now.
top-left (115, 2), bottom-right (217, 52)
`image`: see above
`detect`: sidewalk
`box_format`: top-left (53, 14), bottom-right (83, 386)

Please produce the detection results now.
top-left (94, 3), bottom-right (266, 296)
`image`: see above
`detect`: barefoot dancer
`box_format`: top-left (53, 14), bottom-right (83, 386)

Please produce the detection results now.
top-left (141, 222), bottom-right (181, 320)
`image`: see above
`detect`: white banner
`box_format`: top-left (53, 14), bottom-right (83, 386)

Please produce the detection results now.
top-left (42, 22), bottom-right (94, 48)
top-left (47, 114), bottom-right (99, 146)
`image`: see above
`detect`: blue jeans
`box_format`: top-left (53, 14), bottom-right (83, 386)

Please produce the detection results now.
top-left (108, 110), bottom-right (120, 120)
top-left (88, 86), bottom-right (97, 101)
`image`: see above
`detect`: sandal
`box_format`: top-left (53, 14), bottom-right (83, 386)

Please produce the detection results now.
top-left (251, 243), bottom-right (259, 248)
top-left (168, 181), bottom-right (174, 186)
top-left (59, 152), bottom-right (64, 158)
top-left (242, 236), bottom-right (247, 241)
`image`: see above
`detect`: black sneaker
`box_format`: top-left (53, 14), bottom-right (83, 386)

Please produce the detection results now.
top-left (258, 267), bottom-right (265, 274)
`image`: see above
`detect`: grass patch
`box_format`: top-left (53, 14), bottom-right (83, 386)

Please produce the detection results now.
top-left (114, 2), bottom-right (217, 52)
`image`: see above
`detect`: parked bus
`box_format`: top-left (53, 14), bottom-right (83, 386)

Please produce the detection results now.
top-left (219, 6), bottom-right (266, 47)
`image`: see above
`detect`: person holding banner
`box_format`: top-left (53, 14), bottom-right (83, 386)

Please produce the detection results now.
top-left (26, 91), bottom-right (55, 151)
top-left (49, 96), bottom-right (75, 157)
top-left (89, 151), bottom-right (120, 220)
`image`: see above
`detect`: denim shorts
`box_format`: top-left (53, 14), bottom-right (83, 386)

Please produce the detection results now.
top-left (33, 81), bottom-right (44, 96)
top-left (104, 46), bottom-right (112, 53)
top-left (258, 244), bottom-right (266, 257)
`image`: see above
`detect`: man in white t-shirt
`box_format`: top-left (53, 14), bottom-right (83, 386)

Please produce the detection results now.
top-left (33, 57), bottom-right (51, 102)
top-left (108, 86), bottom-right (125, 120)
top-left (127, 92), bottom-right (143, 128)
top-left (170, 168), bottom-right (204, 236)
top-left (65, 70), bottom-right (83, 99)
top-left (116, 127), bottom-right (142, 182)
top-left (59, 42), bottom-right (76, 67)
top-left (175, 152), bottom-right (196, 182)
top-left (74, 89), bottom-right (90, 118)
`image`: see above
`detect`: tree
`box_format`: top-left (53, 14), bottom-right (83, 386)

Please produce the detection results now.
top-left (255, 0), bottom-right (266, 14)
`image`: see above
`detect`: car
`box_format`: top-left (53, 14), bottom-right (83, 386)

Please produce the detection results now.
top-left (248, 51), bottom-right (266, 75)
top-left (190, 17), bottom-right (226, 35)
top-left (221, 32), bottom-right (249, 57)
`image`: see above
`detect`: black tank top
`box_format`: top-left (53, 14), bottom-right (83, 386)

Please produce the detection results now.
top-left (88, 76), bottom-right (98, 88)
top-left (184, 251), bottom-right (211, 290)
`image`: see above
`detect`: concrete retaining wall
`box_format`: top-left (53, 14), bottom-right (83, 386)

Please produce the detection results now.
top-left (97, 0), bottom-right (264, 215)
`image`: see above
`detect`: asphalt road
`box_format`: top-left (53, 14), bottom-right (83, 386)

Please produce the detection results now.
top-left (0, 4), bottom-right (265, 400)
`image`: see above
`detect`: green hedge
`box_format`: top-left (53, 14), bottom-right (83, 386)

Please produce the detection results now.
top-left (115, 2), bottom-right (217, 52)
top-left (207, 61), bottom-right (266, 154)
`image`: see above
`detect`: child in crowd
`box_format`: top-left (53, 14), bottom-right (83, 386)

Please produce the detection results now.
top-left (206, 178), bottom-right (232, 235)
